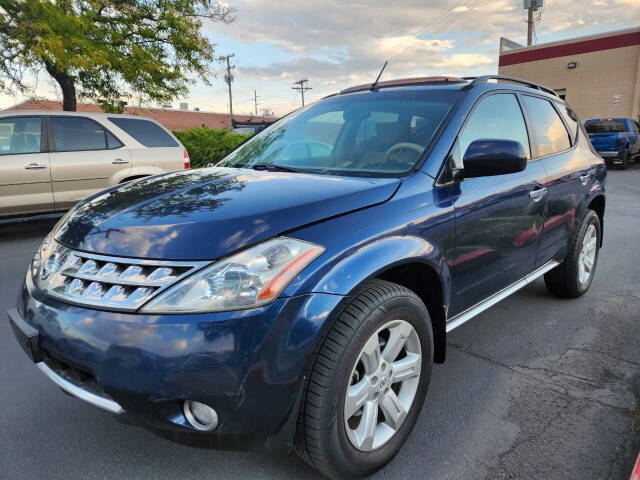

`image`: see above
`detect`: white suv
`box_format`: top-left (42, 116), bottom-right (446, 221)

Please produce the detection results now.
top-left (0, 111), bottom-right (189, 217)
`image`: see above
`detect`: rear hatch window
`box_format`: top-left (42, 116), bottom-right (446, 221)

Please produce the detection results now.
top-left (108, 117), bottom-right (178, 147)
top-left (585, 120), bottom-right (627, 134)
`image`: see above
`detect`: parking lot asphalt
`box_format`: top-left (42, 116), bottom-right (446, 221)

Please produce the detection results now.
top-left (1, 165), bottom-right (639, 480)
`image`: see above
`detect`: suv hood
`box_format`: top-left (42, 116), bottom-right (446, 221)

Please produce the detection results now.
top-left (56, 168), bottom-right (400, 260)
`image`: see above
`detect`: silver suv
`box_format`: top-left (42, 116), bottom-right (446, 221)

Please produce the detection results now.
top-left (0, 111), bottom-right (189, 217)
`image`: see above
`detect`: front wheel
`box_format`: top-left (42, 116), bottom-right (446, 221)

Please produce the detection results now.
top-left (544, 209), bottom-right (601, 298)
top-left (294, 280), bottom-right (433, 478)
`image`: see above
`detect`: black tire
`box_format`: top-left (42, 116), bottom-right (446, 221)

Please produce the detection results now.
top-left (619, 149), bottom-right (630, 170)
top-left (294, 279), bottom-right (433, 479)
top-left (544, 209), bottom-right (601, 298)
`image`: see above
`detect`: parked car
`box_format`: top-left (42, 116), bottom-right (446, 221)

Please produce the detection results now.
top-left (8, 76), bottom-right (606, 479)
top-left (0, 111), bottom-right (189, 218)
top-left (584, 117), bottom-right (640, 169)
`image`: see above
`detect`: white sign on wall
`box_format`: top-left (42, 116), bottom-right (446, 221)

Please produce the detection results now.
top-left (612, 94), bottom-right (622, 105)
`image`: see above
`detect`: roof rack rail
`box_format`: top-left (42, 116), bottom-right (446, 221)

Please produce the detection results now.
top-left (340, 76), bottom-right (467, 94)
top-left (464, 75), bottom-right (559, 98)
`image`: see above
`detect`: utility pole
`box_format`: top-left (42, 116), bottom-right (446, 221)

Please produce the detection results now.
top-left (254, 90), bottom-right (259, 116)
top-left (292, 78), bottom-right (312, 107)
top-left (527, 4), bottom-right (534, 46)
top-left (524, 0), bottom-right (542, 47)
top-left (218, 54), bottom-right (235, 126)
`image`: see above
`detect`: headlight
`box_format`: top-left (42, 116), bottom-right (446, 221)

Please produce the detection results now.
top-left (140, 238), bottom-right (324, 313)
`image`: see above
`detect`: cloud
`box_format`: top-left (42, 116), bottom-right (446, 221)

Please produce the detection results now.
top-left (204, 0), bottom-right (639, 108)
top-left (2, 0), bottom-right (639, 115)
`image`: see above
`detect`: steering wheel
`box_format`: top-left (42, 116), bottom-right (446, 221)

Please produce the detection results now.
top-left (384, 142), bottom-right (425, 162)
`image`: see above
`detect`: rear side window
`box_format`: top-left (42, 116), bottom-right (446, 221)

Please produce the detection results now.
top-left (108, 117), bottom-right (178, 147)
top-left (51, 117), bottom-right (112, 152)
top-left (521, 96), bottom-right (571, 156)
top-left (106, 131), bottom-right (124, 149)
top-left (585, 120), bottom-right (628, 133)
top-left (0, 117), bottom-right (41, 154)
top-left (557, 104), bottom-right (579, 143)
top-left (451, 93), bottom-right (530, 169)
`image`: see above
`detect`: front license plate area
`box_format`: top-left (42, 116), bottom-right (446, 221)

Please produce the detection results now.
top-left (7, 309), bottom-right (41, 362)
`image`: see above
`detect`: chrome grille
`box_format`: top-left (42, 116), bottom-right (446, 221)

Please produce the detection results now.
top-left (39, 246), bottom-right (208, 312)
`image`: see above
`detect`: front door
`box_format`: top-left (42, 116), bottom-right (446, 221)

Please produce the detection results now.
top-left (47, 116), bottom-right (130, 210)
top-left (446, 93), bottom-right (547, 316)
top-left (0, 116), bottom-right (53, 216)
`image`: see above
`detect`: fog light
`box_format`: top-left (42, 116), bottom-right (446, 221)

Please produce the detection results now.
top-left (183, 400), bottom-right (218, 431)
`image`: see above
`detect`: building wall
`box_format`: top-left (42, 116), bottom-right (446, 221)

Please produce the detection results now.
top-left (498, 28), bottom-right (640, 121)
top-left (5, 100), bottom-right (275, 131)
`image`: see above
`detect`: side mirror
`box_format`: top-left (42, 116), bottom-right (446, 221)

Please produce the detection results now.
top-left (462, 139), bottom-right (527, 178)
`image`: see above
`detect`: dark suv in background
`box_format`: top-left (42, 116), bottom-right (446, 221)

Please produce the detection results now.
top-left (8, 75), bottom-right (606, 478)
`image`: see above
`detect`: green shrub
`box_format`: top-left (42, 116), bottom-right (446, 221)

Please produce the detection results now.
top-left (172, 127), bottom-right (251, 168)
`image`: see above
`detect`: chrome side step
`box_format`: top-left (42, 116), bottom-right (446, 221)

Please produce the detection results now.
top-left (446, 260), bottom-right (560, 332)
top-left (37, 362), bottom-right (124, 414)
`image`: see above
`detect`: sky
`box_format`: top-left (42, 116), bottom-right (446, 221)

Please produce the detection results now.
top-left (1, 0), bottom-right (639, 116)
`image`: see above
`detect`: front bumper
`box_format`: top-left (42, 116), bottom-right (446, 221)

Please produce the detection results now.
top-left (8, 279), bottom-right (343, 441)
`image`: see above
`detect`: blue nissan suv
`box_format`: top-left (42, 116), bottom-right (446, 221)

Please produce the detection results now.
top-left (8, 76), bottom-right (606, 478)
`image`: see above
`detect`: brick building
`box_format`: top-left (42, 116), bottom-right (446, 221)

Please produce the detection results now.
top-left (498, 27), bottom-right (640, 121)
top-left (5, 99), bottom-right (274, 131)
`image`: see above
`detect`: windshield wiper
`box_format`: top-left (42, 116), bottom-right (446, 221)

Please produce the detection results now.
top-left (251, 163), bottom-right (304, 173)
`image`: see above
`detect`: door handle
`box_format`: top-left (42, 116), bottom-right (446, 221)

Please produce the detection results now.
top-left (24, 163), bottom-right (47, 170)
top-left (579, 173), bottom-right (591, 185)
top-left (112, 158), bottom-right (129, 165)
top-left (529, 188), bottom-right (547, 202)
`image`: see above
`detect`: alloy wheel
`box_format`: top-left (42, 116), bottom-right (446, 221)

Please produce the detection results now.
top-left (344, 319), bottom-right (421, 451)
top-left (578, 224), bottom-right (597, 285)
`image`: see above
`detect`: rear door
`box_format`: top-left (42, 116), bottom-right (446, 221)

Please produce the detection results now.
top-left (106, 117), bottom-right (185, 172)
top-left (520, 95), bottom-right (584, 266)
top-left (447, 92), bottom-right (548, 315)
top-left (48, 116), bottom-right (131, 210)
top-left (0, 116), bottom-right (53, 216)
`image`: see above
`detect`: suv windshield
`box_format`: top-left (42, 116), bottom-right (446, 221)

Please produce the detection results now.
top-left (585, 120), bottom-right (628, 133)
top-left (218, 90), bottom-right (461, 176)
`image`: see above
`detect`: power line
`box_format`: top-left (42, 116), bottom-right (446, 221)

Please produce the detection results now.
top-left (345, 0), bottom-right (481, 77)
top-left (292, 78), bottom-right (312, 107)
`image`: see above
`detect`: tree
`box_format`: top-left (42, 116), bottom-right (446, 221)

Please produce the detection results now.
top-left (0, 0), bottom-right (235, 111)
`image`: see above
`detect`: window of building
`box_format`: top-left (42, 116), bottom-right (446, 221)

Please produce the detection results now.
top-left (521, 96), bottom-right (571, 157)
top-left (0, 117), bottom-right (42, 155)
top-left (108, 117), bottom-right (178, 147)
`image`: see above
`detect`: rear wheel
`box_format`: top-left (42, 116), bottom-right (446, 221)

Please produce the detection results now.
top-left (294, 280), bottom-right (433, 478)
top-left (619, 149), bottom-right (630, 170)
top-left (544, 209), bottom-right (600, 298)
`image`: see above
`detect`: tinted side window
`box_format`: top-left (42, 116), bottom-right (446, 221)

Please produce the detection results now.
top-left (106, 131), bottom-right (124, 149)
top-left (0, 117), bottom-right (42, 155)
top-left (108, 118), bottom-right (178, 147)
top-left (630, 121), bottom-right (639, 133)
top-left (452, 93), bottom-right (530, 169)
top-left (557, 104), bottom-right (579, 143)
top-left (52, 117), bottom-right (107, 151)
top-left (522, 96), bottom-right (571, 156)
